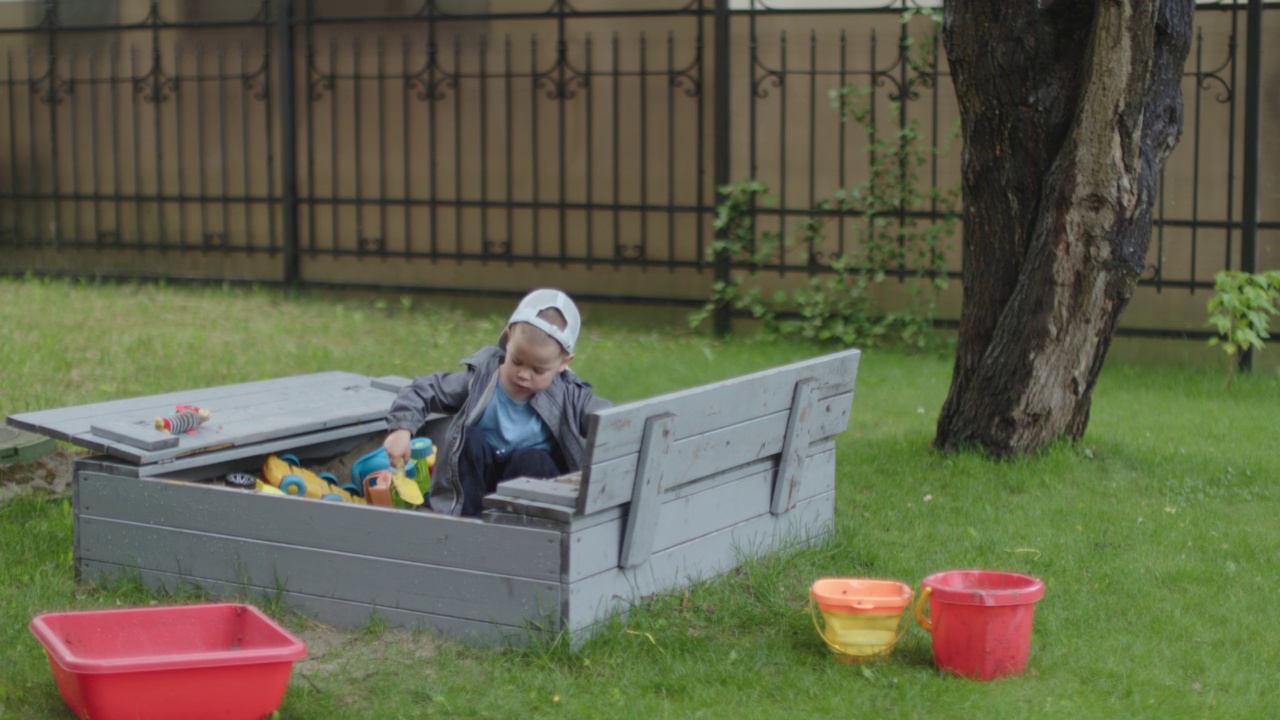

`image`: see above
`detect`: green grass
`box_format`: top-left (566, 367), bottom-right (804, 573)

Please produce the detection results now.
top-left (2, 276), bottom-right (1278, 719)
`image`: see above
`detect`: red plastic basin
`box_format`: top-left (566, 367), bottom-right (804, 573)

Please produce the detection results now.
top-left (29, 603), bottom-right (307, 720)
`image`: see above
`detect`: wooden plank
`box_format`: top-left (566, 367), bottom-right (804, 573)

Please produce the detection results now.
top-left (370, 375), bottom-right (412, 393)
top-left (11, 371), bottom-right (368, 430)
top-left (578, 392), bottom-right (851, 514)
top-left (565, 490), bottom-right (835, 634)
top-left (581, 350), bottom-right (859, 465)
top-left (77, 471), bottom-right (561, 582)
top-left (10, 372), bottom-right (404, 465)
top-left (146, 387), bottom-right (388, 440)
top-left (88, 419), bottom-right (180, 451)
top-left (567, 447), bottom-right (835, 582)
top-left (771, 379), bottom-right (817, 515)
top-left (73, 456), bottom-right (137, 477)
top-left (493, 475), bottom-right (580, 508)
top-left (110, 388), bottom-right (391, 463)
top-left (480, 508), bottom-right (572, 532)
top-left (78, 562), bottom-right (554, 644)
top-left (130, 422), bottom-right (395, 478)
top-left (570, 462), bottom-right (777, 583)
top-left (618, 414), bottom-right (675, 569)
top-left (482, 496), bottom-right (580, 525)
top-left (77, 517), bottom-right (560, 626)
top-left (77, 417), bottom-right (431, 477)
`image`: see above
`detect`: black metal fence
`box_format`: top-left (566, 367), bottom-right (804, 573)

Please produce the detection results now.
top-left (0, 0), bottom-right (1275, 337)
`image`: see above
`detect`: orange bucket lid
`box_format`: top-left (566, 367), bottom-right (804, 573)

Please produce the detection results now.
top-left (810, 577), bottom-right (913, 614)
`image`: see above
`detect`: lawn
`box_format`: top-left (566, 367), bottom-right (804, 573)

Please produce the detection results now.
top-left (2, 277), bottom-right (1278, 719)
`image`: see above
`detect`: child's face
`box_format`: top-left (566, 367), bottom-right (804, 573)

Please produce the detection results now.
top-left (499, 325), bottom-right (572, 402)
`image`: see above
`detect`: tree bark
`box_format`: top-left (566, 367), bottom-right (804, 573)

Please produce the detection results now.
top-left (935, 0), bottom-right (1193, 455)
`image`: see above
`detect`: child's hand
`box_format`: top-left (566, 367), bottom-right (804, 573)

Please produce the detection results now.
top-left (384, 429), bottom-right (412, 468)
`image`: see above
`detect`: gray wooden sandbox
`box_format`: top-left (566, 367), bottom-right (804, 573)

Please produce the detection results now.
top-left (8, 349), bottom-right (860, 645)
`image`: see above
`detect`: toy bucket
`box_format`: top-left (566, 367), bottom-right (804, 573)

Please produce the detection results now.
top-left (914, 570), bottom-right (1045, 680)
top-left (809, 578), bottom-right (913, 663)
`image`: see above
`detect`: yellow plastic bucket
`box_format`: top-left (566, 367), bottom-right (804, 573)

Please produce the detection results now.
top-left (810, 577), bottom-right (914, 663)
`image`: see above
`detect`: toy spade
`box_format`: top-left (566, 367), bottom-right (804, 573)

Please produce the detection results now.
top-left (391, 463), bottom-right (425, 506)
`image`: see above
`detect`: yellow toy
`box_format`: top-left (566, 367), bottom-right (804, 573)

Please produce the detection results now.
top-left (255, 479), bottom-right (285, 496)
top-left (262, 453), bottom-right (363, 503)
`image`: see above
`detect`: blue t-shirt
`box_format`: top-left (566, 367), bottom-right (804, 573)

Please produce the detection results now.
top-left (476, 381), bottom-right (553, 454)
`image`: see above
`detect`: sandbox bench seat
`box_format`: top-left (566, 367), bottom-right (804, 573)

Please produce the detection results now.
top-left (8, 349), bottom-right (860, 646)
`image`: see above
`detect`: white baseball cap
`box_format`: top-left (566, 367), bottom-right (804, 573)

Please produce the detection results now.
top-left (504, 288), bottom-right (580, 354)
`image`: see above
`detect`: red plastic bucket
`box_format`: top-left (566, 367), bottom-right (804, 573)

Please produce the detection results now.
top-left (913, 570), bottom-right (1044, 680)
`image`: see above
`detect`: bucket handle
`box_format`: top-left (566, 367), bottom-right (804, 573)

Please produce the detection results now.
top-left (913, 585), bottom-right (934, 632)
top-left (809, 597), bottom-right (910, 660)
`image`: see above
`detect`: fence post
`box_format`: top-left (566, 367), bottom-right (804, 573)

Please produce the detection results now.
top-left (278, 0), bottom-right (300, 288)
top-left (712, 0), bottom-right (732, 336)
top-left (1239, 0), bottom-right (1262, 372)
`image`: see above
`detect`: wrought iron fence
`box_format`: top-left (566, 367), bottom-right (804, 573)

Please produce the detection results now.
top-left (0, 0), bottom-right (1275, 338)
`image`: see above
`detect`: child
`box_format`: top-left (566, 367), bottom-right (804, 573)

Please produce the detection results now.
top-left (383, 289), bottom-right (611, 516)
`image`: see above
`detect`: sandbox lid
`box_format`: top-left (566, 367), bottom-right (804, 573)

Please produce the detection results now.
top-left (0, 424), bottom-right (57, 466)
top-left (6, 371), bottom-right (410, 467)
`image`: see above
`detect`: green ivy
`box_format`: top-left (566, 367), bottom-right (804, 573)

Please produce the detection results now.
top-left (692, 11), bottom-right (957, 350)
top-left (1206, 269), bottom-right (1280, 386)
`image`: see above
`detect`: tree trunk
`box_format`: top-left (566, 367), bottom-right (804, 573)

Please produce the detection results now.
top-left (935, 0), bottom-right (1194, 455)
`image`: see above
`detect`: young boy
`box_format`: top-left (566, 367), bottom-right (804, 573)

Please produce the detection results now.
top-left (383, 289), bottom-right (611, 516)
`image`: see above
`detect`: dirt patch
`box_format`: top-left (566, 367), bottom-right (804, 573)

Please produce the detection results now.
top-left (291, 617), bottom-right (439, 680)
top-left (0, 448), bottom-right (81, 503)
top-left (311, 436), bottom-right (385, 486)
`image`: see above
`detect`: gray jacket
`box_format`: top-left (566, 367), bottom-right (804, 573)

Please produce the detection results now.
top-left (385, 345), bottom-right (611, 515)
